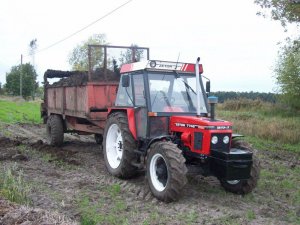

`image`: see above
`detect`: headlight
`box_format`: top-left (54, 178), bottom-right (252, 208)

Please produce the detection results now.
top-left (223, 135), bottom-right (230, 144)
top-left (211, 136), bottom-right (218, 144)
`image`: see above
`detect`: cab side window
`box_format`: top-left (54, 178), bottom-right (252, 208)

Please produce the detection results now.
top-left (115, 75), bottom-right (133, 106)
top-left (133, 74), bottom-right (146, 106)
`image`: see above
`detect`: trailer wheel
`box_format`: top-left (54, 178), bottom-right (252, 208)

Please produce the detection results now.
top-left (94, 134), bottom-right (103, 145)
top-left (46, 114), bottom-right (64, 146)
top-left (146, 141), bottom-right (187, 202)
top-left (103, 112), bottom-right (138, 178)
top-left (220, 140), bottom-right (260, 194)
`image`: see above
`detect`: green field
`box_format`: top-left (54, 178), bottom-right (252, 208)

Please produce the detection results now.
top-left (0, 98), bottom-right (42, 124)
top-left (217, 98), bottom-right (300, 153)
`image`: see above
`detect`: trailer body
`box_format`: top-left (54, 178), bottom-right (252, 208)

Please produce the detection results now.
top-left (43, 81), bottom-right (118, 134)
top-left (41, 45), bottom-right (149, 136)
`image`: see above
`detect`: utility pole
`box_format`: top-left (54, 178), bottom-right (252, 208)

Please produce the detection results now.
top-left (20, 54), bottom-right (23, 98)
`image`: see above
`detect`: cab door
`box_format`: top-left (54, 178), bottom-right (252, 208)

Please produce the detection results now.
top-left (132, 74), bottom-right (148, 138)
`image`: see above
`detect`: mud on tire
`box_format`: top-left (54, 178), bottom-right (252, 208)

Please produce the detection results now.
top-left (46, 114), bottom-right (64, 147)
top-left (220, 140), bottom-right (260, 194)
top-left (146, 141), bottom-right (187, 202)
top-left (103, 112), bottom-right (138, 179)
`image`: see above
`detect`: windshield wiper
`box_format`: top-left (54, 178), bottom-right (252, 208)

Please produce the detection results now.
top-left (174, 71), bottom-right (196, 111)
top-left (183, 81), bottom-right (196, 94)
top-left (173, 70), bottom-right (196, 94)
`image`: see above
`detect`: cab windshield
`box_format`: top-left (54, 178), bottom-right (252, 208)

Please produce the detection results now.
top-left (148, 72), bottom-right (208, 113)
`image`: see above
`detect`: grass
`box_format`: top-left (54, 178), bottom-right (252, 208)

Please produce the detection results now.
top-left (0, 99), bottom-right (41, 124)
top-left (176, 210), bottom-right (199, 225)
top-left (208, 214), bottom-right (241, 225)
top-left (246, 210), bottom-right (256, 221)
top-left (0, 163), bottom-right (31, 205)
top-left (78, 184), bottom-right (129, 225)
top-left (217, 98), bottom-right (300, 149)
top-left (243, 136), bottom-right (300, 153)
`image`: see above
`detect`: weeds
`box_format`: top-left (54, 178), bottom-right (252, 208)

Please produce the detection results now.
top-left (0, 163), bottom-right (31, 204)
top-left (176, 210), bottom-right (199, 225)
top-left (107, 183), bottom-right (121, 197)
top-left (217, 98), bottom-right (300, 146)
top-left (246, 210), bottom-right (256, 221)
top-left (209, 214), bottom-right (241, 225)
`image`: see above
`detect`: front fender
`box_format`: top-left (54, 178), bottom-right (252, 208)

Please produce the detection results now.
top-left (147, 135), bottom-right (173, 150)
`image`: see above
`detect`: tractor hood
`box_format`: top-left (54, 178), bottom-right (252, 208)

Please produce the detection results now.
top-left (170, 116), bottom-right (232, 131)
top-left (169, 116), bottom-right (233, 156)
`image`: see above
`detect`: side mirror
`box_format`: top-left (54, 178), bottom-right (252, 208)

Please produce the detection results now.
top-left (122, 75), bottom-right (130, 87)
top-left (206, 81), bottom-right (210, 93)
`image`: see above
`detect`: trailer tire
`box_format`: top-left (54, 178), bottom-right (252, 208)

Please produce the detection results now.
top-left (94, 134), bottom-right (103, 145)
top-left (146, 141), bottom-right (187, 202)
top-left (219, 140), bottom-right (260, 194)
top-left (103, 112), bottom-right (138, 179)
top-left (46, 114), bottom-right (64, 147)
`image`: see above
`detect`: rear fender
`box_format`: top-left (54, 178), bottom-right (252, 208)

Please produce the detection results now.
top-left (108, 108), bottom-right (137, 140)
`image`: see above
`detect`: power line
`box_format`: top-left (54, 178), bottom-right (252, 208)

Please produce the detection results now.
top-left (36, 0), bottom-right (133, 54)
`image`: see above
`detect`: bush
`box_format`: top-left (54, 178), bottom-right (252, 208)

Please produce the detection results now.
top-left (218, 98), bottom-right (272, 111)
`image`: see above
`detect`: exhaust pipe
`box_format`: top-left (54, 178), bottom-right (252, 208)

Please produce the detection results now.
top-left (195, 57), bottom-right (201, 117)
top-left (208, 96), bottom-right (218, 120)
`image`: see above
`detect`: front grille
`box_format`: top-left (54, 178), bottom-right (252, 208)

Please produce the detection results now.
top-left (210, 133), bottom-right (231, 152)
top-left (194, 132), bottom-right (203, 150)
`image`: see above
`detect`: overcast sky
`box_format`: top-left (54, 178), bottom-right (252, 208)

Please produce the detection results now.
top-left (0, 0), bottom-right (296, 92)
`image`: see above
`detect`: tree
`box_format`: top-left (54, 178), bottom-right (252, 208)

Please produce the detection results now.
top-left (118, 44), bottom-right (144, 64)
top-left (254, 0), bottom-right (300, 27)
top-left (5, 63), bottom-right (38, 99)
top-left (255, 0), bottom-right (300, 109)
top-left (69, 34), bottom-right (107, 71)
top-left (274, 39), bottom-right (300, 109)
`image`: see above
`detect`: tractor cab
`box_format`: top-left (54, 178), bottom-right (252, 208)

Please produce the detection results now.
top-left (115, 60), bottom-right (216, 139)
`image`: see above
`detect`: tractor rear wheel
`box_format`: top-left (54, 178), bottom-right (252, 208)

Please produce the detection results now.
top-left (219, 140), bottom-right (260, 194)
top-left (146, 141), bottom-right (187, 202)
top-left (46, 114), bottom-right (64, 146)
top-left (103, 112), bottom-right (138, 179)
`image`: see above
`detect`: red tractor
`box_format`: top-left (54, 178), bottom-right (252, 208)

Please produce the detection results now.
top-left (104, 58), bottom-right (260, 202)
top-left (43, 45), bottom-right (260, 202)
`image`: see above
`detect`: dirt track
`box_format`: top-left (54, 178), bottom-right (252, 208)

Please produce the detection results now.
top-left (0, 123), bottom-right (299, 224)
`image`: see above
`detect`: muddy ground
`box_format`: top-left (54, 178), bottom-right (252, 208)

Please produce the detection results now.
top-left (0, 123), bottom-right (299, 225)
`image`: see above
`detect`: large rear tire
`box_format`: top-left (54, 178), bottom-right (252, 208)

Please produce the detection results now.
top-left (146, 141), bottom-right (187, 202)
top-left (46, 114), bottom-right (64, 147)
top-left (220, 140), bottom-right (260, 194)
top-left (103, 112), bottom-right (138, 179)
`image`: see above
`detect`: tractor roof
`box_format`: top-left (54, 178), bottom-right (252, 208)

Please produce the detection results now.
top-left (120, 60), bottom-right (203, 74)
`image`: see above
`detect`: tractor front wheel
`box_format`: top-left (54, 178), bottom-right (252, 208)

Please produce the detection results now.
top-left (146, 141), bottom-right (187, 202)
